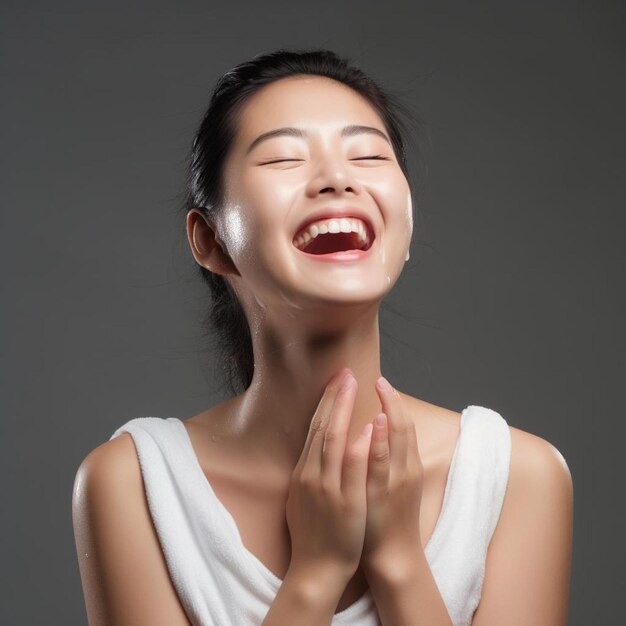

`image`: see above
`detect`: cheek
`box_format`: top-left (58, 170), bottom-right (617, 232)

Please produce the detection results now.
top-left (404, 189), bottom-right (414, 232)
top-left (220, 200), bottom-right (291, 286)
top-left (369, 172), bottom-right (413, 228)
top-left (220, 206), bottom-right (253, 260)
top-left (220, 178), bottom-right (274, 258)
top-left (227, 171), bottom-right (300, 253)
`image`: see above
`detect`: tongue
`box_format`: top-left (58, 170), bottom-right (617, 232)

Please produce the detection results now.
top-left (302, 232), bottom-right (362, 255)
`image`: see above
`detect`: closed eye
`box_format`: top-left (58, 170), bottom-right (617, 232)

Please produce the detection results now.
top-left (259, 158), bottom-right (304, 164)
top-left (260, 155), bottom-right (390, 165)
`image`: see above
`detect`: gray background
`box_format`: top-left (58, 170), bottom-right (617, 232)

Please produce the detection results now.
top-left (2, 1), bottom-right (624, 623)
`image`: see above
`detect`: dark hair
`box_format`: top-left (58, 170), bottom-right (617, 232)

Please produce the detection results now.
top-left (180, 48), bottom-right (421, 396)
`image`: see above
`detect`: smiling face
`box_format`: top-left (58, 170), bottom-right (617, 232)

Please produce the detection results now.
top-left (216, 74), bottom-right (413, 319)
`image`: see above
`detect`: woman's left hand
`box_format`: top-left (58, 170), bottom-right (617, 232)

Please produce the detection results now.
top-left (360, 376), bottom-right (425, 576)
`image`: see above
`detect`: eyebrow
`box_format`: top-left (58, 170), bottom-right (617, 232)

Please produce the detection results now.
top-left (245, 124), bottom-right (392, 155)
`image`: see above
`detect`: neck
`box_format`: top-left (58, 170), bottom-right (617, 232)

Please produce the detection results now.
top-left (224, 304), bottom-right (385, 474)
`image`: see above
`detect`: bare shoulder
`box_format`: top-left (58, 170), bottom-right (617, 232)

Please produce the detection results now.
top-left (507, 422), bottom-right (573, 493)
top-left (73, 434), bottom-right (148, 538)
top-left (398, 392), bottom-right (573, 511)
top-left (72, 434), bottom-right (143, 530)
top-left (397, 389), bottom-right (573, 508)
top-left (399, 390), bottom-right (572, 488)
top-left (76, 431), bottom-right (138, 480)
top-left (472, 420), bottom-right (574, 624)
top-left (502, 421), bottom-right (574, 546)
top-left (72, 434), bottom-right (191, 625)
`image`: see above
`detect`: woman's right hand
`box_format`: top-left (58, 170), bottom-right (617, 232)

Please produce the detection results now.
top-left (285, 368), bottom-right (374, 582)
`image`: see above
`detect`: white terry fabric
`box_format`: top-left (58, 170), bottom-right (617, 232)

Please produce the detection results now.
top-left (109, 404), bottom-right (511, 626)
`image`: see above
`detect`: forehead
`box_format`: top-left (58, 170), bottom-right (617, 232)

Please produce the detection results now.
top-left (233, 75), bottom-right (386, 145)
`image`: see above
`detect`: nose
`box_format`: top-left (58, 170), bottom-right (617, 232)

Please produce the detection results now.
top-left (304, 151), bottom-right (364, 198)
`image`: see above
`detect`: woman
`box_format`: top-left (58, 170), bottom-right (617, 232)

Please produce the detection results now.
top-left (73, 49), bottom-right (573, 625)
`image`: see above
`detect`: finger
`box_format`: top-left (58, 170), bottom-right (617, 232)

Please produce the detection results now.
top-left (341, 420), bottom-right (374, 496)
top-left (375, 376), bottom-right (408, 482)
top-left (367, 412), bottom-right (390, 496)
top-left (296, 368), bottom-right (350, 475)
top-left (320, 373), bottom-right (357, 490)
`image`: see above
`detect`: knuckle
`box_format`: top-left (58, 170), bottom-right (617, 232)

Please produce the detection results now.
top-left (343, 446), bottom-right (366, 468)
top-left (319, 475), bottom-right (336, 495)
top-left (323, 428), bottom-right (340, 443)
top-left (372, 449), bottom-right (390, 464)
top-left (309, 415), bottom-right (326, 434)
top-left (297, 470), bottom-right (315, 490)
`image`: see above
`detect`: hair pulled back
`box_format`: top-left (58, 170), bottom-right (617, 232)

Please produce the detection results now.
top-left (180, 48), bottom-right (418, 396)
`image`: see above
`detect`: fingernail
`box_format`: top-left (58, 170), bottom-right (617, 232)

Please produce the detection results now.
top-left (340, 372), bottom-right (354, 390)
top-left (377, 376), bottom-right (394, 392)
top-left (375, 413), bottom-right (386, 428)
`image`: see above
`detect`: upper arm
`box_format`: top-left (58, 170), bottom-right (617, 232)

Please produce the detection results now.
top-left (471, 426), bottom-right (574, 626)
top-left (72, 433), bottom-right (191, 626)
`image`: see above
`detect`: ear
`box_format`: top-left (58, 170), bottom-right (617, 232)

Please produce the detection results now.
top-left (186, 209), bottom-right (240, 277)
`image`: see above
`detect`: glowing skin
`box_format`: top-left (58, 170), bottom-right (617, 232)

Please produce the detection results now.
top-left (187, 75), bottom-right (413, 476)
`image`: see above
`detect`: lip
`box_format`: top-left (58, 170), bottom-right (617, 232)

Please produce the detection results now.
top-left (293, 206), bottom-right (376, 245)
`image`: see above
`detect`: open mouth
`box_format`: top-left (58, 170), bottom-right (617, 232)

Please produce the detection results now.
top-left (293, 217), bottom-right (375, 255)
top-left (298, 231), bottom-right (374, 255)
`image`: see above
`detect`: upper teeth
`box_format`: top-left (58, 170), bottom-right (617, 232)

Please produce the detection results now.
top-left (294, 217), bottom-right (371, 250)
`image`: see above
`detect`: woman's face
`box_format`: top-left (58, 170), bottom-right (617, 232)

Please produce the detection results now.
top-left (217, 75), bottom-right (413, 318)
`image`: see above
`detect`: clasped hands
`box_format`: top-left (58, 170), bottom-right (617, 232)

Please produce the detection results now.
top-left (288, 367), bottom-right (425, 582)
